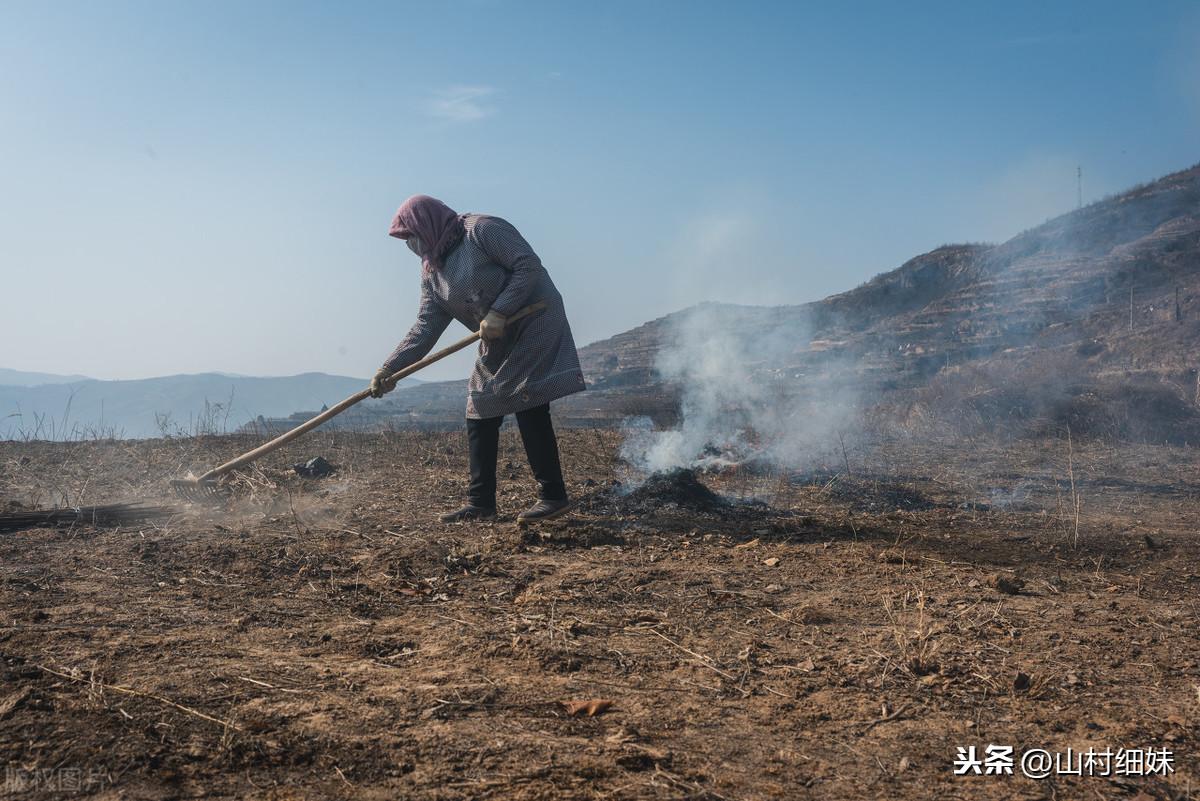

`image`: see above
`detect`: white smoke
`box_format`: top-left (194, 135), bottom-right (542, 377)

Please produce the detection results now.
top-left (620, 302), bottom-right (862, 475)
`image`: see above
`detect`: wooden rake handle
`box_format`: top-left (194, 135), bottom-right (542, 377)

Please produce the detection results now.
top-left (197, 301), bottom-right (548, 481)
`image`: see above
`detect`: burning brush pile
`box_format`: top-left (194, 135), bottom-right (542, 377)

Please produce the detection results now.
top-left (615, 468), bottom-right (730, 514)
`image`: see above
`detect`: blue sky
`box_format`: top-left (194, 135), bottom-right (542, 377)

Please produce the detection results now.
top-left (2, 0), bottom-right (1198, 381)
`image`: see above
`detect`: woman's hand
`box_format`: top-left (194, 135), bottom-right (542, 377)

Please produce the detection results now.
top-left (369, 367), bottom-right (396, 398)
top-left (480, 310), bottom-right (507, 341)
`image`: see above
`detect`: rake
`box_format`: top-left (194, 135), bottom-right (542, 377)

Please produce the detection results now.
top-left (171, 301), bottom-right (547, 501)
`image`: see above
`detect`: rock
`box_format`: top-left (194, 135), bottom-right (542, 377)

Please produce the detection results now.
top-left (794, 606), bottom-right (835, 625)
top-left (292, 456), bottom-right (336, 478)
top-left (989, 573), bottom-right (1025, 595)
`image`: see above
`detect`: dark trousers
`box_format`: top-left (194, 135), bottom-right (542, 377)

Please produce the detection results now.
top-left (467, 404), bottom-right (567, 508)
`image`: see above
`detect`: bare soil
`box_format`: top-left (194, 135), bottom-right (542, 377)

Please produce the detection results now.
top-left (1, 429), bottom-right (1197, 800)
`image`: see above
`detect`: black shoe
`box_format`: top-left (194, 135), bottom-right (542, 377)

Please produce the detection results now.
top-left (439, 504), bottom-right (497, 523)
top-left (517, 498), bottom-right (572, 523)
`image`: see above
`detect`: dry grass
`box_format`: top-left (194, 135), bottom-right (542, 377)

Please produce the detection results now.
top-left (0, 430), bottom-right (1197, 799)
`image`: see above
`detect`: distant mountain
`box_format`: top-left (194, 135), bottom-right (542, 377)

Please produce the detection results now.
top-left (0, 368), bottom-right (91, 387)
top-left (361, 161), bottom-right (1200, 441)
top-left (0, 372), bottom-right (418, 440)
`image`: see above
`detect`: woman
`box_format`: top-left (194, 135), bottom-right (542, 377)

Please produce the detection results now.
top-left (370, 195), bottom-right (587, 523)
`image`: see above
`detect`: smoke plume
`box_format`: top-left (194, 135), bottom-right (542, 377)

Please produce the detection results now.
top-left (620, 303), bottom-right (862, 475)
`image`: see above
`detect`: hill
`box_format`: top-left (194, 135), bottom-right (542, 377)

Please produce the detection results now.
top-left (573, 163), bottom-right (1200, 442)
top-left (0, 368), bottom-right (92, 387)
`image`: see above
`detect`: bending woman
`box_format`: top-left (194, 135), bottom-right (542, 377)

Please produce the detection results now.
top-left (370, 195), bottom-right (587, 523)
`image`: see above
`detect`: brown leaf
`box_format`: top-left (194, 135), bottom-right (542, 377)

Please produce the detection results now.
top-left (763, 557), bottom-right (780, 567)
top-left (561, 699), bottom-right (613, 717)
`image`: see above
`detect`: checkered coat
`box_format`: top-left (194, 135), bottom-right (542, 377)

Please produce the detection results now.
top-left (382, 214), bottom-right (587, 419)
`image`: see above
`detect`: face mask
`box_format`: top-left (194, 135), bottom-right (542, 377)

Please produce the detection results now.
top-left (406, 235), bottom-right (424, 257)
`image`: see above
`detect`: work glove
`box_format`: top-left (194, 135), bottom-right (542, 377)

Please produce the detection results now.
top-left (369, 366), bottom-right (396, 399)
top-left (479, 309), bottom-right (507, 341)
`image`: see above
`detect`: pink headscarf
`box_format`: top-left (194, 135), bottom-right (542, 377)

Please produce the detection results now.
top-left (388, 194), bottom-right (466, 274)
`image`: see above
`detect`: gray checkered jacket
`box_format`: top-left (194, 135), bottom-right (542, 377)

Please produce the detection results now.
top-left (382, 214), bottom-right (587, 419)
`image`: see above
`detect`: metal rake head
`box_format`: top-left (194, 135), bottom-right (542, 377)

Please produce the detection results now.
top-left (170, 477), bottom-right (226, 503)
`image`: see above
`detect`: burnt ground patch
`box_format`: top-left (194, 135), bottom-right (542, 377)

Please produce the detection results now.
top-left (0, 430), bottom-right (1197, 800)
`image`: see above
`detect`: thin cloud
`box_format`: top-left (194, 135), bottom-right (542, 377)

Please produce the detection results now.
top-left (428, 85), bottom-right (497, 122)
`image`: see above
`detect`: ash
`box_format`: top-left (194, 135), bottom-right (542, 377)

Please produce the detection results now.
top-left (583, 467), bottom-right (775, 521)
top-left (623, 468), bottom-right (729, 513)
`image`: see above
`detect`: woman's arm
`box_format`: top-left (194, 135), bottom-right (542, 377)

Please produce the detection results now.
top-left (381, 282), bottom-right (453, 373)
top-left (475, 216), bottom-right (544, 317)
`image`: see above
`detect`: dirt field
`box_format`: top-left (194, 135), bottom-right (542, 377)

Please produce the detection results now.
top-left (1, 429), bottom-right (1197, 800)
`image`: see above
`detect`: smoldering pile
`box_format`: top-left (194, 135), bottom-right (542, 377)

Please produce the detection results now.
top-left (620, 468), bottom-right (730, 514)
top-left (582, 467), bottom-right (771, 521)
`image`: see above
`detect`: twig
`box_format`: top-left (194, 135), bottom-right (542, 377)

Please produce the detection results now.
top-left (644, 629), bottom-right (738, 681)
top-left (38, 664), bottom-right (242, 731)
top-left (1066, 425), bottom-right (1081, 548)
top-left (653, 765), bottom-right (738, 801)
top-left (861, 702), bottom-right (912, 734)
top-left (763, 607), bottom-right (801, 626)
top-left (236, 676), bottom-right (305, 694)
top-left (643, 629), bottom-right (792, 699)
